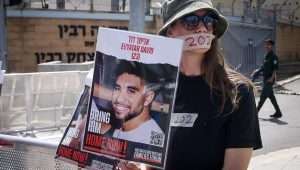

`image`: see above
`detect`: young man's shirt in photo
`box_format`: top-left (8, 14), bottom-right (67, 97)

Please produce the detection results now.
top-left (113, 119), bottom-right (165, 147)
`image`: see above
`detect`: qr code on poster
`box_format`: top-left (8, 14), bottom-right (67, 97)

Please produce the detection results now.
top-left (150, 131), bottom-right (164, 147)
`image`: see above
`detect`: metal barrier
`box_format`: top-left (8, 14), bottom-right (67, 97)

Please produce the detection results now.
top-left (0, 134), bottom-right (79, 170)
top-left (221, 24), bottom-right (272, 77)
top-left (0, 71), bottom-right (92, 169)
top-left (0, 71), bottom-right (88, 134)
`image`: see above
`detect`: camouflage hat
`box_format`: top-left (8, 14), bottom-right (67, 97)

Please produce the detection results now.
top-left (158, 0), bottom-right (228, 38)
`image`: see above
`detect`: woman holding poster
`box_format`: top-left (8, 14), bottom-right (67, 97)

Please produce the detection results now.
top-left (121, 0), bottom-right (263, 170)
top-left (108, 0), bottom-right (263, 170)
top-left (157, 0), bottom-right (263, 170)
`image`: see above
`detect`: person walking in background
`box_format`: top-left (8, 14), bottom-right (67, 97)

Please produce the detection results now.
top-left (251, 39), bottom-right (282, 118)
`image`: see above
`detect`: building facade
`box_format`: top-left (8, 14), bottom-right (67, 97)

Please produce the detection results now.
top-left (5, 0), bottom-right (300, 73)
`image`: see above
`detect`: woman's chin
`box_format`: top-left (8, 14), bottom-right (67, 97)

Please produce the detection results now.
top-left (183, 48), bottom-right (209, 55)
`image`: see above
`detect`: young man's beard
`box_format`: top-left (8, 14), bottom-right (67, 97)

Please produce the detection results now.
top-left (123, 112), bottom-right (140, 122)
top-left (115, 110), bottom-right (142, 127)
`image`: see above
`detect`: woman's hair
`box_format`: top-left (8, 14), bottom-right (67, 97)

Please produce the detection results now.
top-left (203, 39), bottom-right (254, 113)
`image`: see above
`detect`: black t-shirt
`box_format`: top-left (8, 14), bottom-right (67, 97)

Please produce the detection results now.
top-left (262, 50), bottom-right (279, 80)
top-left (164, 73), bottom-right (262, 170)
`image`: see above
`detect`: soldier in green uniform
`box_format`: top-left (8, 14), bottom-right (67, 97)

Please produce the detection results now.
top-left (252, 39), bottom-right (282, 118)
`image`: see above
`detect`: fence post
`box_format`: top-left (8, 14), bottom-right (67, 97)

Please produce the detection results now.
top-left (24, 75), bottom-right (33, 131)
top-left (129, 0), bottom-right (145, 32)
top-left (0, 1), bottom-right (7, 70)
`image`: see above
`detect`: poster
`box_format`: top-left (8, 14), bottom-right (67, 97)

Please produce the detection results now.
top-left (82, 28), bottom-right (183, 169)
top-left (55, 71), bottom-right (119, 169)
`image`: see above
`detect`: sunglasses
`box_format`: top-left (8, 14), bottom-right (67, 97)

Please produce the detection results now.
top-left (179, 12), bottom-right (218, 31)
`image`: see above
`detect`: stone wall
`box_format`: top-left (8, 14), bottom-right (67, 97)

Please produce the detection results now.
top-left (7, 17), bottom-right (158, 73)
top-left (276, 22), bottom-right (300, 61)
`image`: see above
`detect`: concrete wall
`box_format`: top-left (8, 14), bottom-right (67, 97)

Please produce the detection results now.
top-left (214, 0), bottom-right (246, 16)
top-left (7, 17), bottom-right (157, 73)
top-left (276, 22), bottom-right (300, 62)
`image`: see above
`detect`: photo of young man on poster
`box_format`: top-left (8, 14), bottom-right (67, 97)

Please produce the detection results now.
top-left (92, 59), bottom-right (169, 147)
top-left (111, 60), bottom-right (165, 147)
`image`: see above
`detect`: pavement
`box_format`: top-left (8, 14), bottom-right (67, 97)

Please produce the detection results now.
top-left (249, 147), bottom-right (300, 170)
top-left (248, 75), bottom-right (300, 170)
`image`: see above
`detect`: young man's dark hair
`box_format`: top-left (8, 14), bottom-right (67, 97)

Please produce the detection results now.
top-left (114, 60), bottom-right (160, 86)
top-left (264, 39), bottom-right (275, 46)
top-left (114, 60), bottom-right (146, 83)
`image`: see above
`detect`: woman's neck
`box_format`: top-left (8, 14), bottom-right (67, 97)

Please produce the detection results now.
top-left (180, 51), bottom-right (205, 76)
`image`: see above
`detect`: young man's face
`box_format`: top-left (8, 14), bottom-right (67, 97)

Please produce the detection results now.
top-left (264, 42), bottom-right (273, 51)
top-left (112, 73), bottom-right (147, 121)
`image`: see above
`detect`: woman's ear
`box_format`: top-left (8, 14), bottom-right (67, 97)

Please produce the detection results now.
top-left (166, 27), bottom-right (173, 37)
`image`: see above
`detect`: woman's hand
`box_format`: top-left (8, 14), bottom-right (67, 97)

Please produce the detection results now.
top-left (116, 161), bottom-right (141, 170)
top-left (115, 161), bottom-right (152, 170)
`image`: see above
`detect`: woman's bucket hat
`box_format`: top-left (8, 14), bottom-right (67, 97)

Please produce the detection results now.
top-left (158, 0), bottom-right (228, 38)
